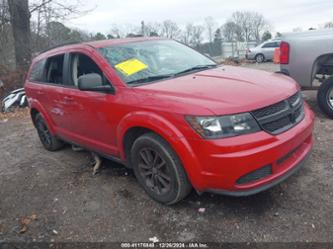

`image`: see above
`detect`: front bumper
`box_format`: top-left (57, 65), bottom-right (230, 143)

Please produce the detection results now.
top-left (246, 53), bottom-right (256, 60)
top-left (185, 104), bottom-right (314, 195)
top-left (207, 151), bottom-right (310, 196)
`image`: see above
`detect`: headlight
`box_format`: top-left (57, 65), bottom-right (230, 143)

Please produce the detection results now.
top-left (186, 113), bottom-right (261, 139)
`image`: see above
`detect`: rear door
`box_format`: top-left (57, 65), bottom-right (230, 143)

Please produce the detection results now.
top-left (56, 50), bottom-right (119, 156)
top-left (261, 42), bottom-right (280, 60)
top-left (26, 54), bottom-right (66, 128)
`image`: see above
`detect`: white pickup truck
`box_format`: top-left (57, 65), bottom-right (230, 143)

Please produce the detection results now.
top-left (280, 29), bottom-right (333, 118)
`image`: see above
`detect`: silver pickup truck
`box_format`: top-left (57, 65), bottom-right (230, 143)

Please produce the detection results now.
top-left (280, 29), bottom-right (333, 118)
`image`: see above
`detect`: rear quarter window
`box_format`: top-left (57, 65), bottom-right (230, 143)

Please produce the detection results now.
top-left (29, 59), bottom-right (46, 82)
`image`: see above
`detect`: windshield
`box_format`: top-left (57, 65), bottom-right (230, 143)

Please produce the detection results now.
top-left (98, 40), bottom-right (216, 85)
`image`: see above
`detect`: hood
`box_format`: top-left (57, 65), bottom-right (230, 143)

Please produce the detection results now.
top-left (134, 65), bottom-right (299, 115)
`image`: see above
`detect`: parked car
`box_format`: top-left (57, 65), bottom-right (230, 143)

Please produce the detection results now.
top-left (279, 29), bottom-right (333, 118)
top-left (25, 38), bottom-right (314, 204)
top-left (246, 40), bottom-right (281, 63)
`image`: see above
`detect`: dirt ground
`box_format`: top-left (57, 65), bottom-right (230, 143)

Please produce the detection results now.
top-left (0, 63), bottom-right (332, 243)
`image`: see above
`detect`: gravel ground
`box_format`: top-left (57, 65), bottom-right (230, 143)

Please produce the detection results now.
top-left (0, 63), bottom-right (332, 243)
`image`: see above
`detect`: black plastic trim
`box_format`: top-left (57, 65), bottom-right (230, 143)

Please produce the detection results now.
top-left (57, 135), bottom-right (127, 167)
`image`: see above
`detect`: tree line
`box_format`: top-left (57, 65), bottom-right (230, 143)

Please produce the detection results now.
top-left (2, 0), bottom-right (333, 72)
top-left (1, 0), bottom-right (89, 70)
top-left (1, 0), bottom-right (275, 71)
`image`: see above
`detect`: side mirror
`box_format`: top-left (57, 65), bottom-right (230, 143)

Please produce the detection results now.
top-left (78, 73), bottom-right (114, 94)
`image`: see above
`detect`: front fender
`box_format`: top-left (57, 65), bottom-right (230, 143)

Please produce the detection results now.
top-left (117, 111), bottom-right (205, 189)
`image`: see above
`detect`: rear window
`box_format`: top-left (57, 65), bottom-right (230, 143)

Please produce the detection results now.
top-left (29, 59), bottom-right (46, 82)
top-left (44, 54), bottom-right (65, 84)
top-left (29, 54), bottom-right (65, 84)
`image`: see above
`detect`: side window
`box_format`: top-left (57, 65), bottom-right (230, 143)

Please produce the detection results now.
top-left (69, 53), bottom-right (109, 87)
top-left (29, 59), bottom-right (46, 82)
top-left (44, 54), bottom-right (65, 84)
top-left (262, 42), bottom-right (278, 48)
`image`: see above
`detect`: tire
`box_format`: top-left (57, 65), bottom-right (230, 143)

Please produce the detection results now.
top-left (255, 54), bottom-right (265, 63)
top-left (35, 113), bottom-right (64, 151)
top-left (317, 76), bottom-right (333, 119)
top-left (131, 133), bottom-right (192, 205)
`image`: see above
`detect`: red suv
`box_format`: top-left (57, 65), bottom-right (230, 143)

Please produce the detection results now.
top-left (25, 38), bottom-right (314, 204)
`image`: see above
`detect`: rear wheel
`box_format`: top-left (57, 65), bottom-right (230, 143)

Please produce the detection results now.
top-left (131, 133), bottom-right (192, 205)
top-left (317, 76), bottom-right (333, 119)
top-left (35, 113), bottom-right (64, 151)
top-left (255, 54), bottom-right (265, 63)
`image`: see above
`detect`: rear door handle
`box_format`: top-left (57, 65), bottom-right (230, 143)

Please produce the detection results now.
top-left (36, 90), bottom-right (44, 95)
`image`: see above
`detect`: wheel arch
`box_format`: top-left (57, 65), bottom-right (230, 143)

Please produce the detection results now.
top-left (117, 112), bottom-right (204, 188)
top-left (311, 53), bottom-right (333, 83)
top-left (118, 111), bottom-right (185, 162)
top-left (29, 101), bottom-right (57, 134)
top-left (122, 126), bottom-right (153, 167)
top-left (255, 53), bottom-right (265, 58)
top-left (30, 108), bottom-right (39, 126)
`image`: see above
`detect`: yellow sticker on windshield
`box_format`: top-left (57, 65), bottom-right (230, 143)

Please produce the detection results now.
top-left (115, 58), bottom-right (148, 76)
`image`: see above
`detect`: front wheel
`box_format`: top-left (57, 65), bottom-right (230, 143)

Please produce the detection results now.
top-left (317, 76), bottom-right (333, 119)
top-left (255, 54), bottom-right (265, 63)
top-left (35, 113), bottom-right (64, 151)
top-left (131, 133), bottom-right (192, 205)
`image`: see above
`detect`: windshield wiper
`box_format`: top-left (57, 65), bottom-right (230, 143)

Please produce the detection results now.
top-left (127, 64), bottom-right (217, 85)
top-left (127, 74), bottom-right (174, 85)
top-left (174, 64), bottom-right (217, 76)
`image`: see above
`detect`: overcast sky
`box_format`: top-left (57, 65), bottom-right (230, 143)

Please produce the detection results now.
top-left (66, 0), bottom-right (333, 35)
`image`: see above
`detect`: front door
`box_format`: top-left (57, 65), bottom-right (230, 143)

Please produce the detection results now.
top-left (57, 52), bottom-right (119, 156)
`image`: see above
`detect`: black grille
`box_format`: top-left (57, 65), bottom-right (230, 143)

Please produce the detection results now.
top-left (236, 165), bottom-right (272, 185)
top-left (252, 92), bottom-right (305, 135)
top-left (252, 101), bottom-right (288, 119)
top-left (289, 92), bottom-right (302, 106)
top-left (262, 116), bottom-right (292, 132)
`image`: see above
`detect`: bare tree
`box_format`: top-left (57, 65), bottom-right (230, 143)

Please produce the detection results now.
top-left (231, 11), bottom-right (252, 42)
top-left (29, 0), bottom-right (91, 49)
top-left (204, 16), bottom-right (217, 43)
top-left (181, 23), bottom-right (194, 45)
top-left (144, 22), bottom-right (162, 37)
top-left (161, 20), bottom-right (180, 39)
top-left (0, 0), bottom-right (14, 66)
top-left (250, 12), bottom-right (270, 42)
top-left (182, 23), bottom-right (194, 45)
top-left (229, 11), bottom-right (269, 43)
top-left (222, 21), bottom-right (242, 41)
top-left (8, 0), bottom-right (31, 69)
top-left (109, 23), bottom-right (140, 38)
top-left (29, 0), bottom-right (90, 19)
top-left (0, 0), bottom-right (10, 27)
top-left (181, 23), bottom-right (204, 47)
top-left (190, 25), bottom-right (204, 47)
top-left (110, 24), bottom-right (122, 38)
top-left (5, 0), bottom-right (91, 69)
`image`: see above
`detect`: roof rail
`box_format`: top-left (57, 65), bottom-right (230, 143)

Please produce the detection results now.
top-left (37, 41), bottom-right (82, 54)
